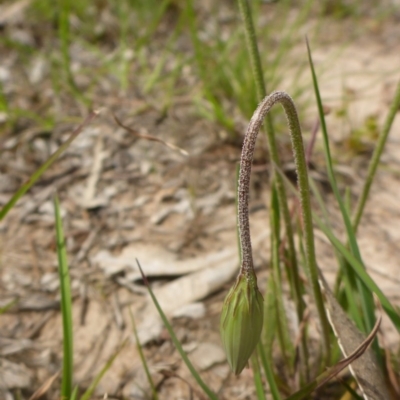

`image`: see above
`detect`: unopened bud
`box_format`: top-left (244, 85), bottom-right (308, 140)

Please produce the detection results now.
top-left (220, 272), bottom-right (264, 375)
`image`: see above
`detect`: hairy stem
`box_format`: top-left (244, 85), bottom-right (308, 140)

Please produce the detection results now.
top-left (238, 91), bottom-right (331, 359)
top-left (237, 0), bottom-right (304, 325)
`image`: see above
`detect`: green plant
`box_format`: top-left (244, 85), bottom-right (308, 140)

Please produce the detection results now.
top-left (140, 44), bottom-right (400, 400)
top-left (220, 271), bottom-right (264, 375)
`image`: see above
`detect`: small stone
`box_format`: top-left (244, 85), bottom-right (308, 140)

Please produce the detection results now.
top-left (191, 342), bottom-right (225, 371)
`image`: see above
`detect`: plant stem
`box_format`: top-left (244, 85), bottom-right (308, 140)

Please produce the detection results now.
top-left (237, 0), bottom-right (267, 102)
top-left (238, 91), bottom-right (331, 360)
top-left (237, 0), bottom-right (305, 332)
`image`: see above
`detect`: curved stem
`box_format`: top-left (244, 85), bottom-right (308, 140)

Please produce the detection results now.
top-left (238, 91), bottom-right (331, 359)
top-left (237, 1), bottom-right (305, 337)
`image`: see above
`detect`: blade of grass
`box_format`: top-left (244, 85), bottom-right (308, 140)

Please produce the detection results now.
top-left (0, 111), bottom-right (98, 220)
top-left (309, 178), bottom-right (364, 331)
top-left (275, 163), bottom-right (400, 331)
top-left (270, 186), bottom-right (295, 371)
top-left (117, 0), bottom-right (130, 91)
top-left (314, 212), bottom-right (400, 331)
top-left (135, 0), bottom-right (172, 51)
top-left (129, 308), bottom-right (159, 400)
top-left (143, 11), bottom-right (185, 94)
top-left (237, 0), bottom-right (267, 102)
top-left (58, 0), bottom-right (87, 104)
top-left (251, 353), bottom-right (266, 400)
top-left (306, 39), bottom-right (376, 340)
top-left (54, 193), bottom-right (73, 399)
top-left (70, 386), bottom-right (78, 400)
top-left (339, 380), bottom-right (364, 400)
top-left (136, 259), bottom-right (218, 400)
top-left (79, 339), bottom-right (127, 400)
top-left (352, 77), bottom-right (400, 232)
top-left (260, 278), bottom-right (282, 400)
top-left (0, 299), bottom-right (17, 315)
top-left (185, 0), bottom-right (234, 131)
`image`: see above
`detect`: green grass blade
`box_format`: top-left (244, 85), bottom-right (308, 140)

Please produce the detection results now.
top-left (136, 260), bottom-right (218, 400)
top-left (276, 165), bottom-right (400, 331)
top-left (251, 353), bottom-right (266, 400)
top-left (270, 187), bottom-right (295, 370)
top-left (54, 194), bottom-right (73, 399)
top-left (0, 299), bottom-right (17, 315)
top-left (260, 279), bottom-right (282, 400)
top-left (314, 213), bottom-right (400, 331)
top-left (185, 0), bottom-right (233, 131)
top-left (70, 386), bottom-right (79, 400)
top-left (308, 178), bottom-right (364, 330)
top-left (58, 0), bottom-right (87, 104)
top-left (306, 39), bottom-right (375, 336)
top-left (79, 340), bottom-right (127, 400)
top-left (237, 0), bottom-right (266, 101)
top-left (135, 0), bottom-right (172, 51)
top-left (285, 380), bottom-right (318, 400)
top-left (143, 9), bottom-right (184, 94)
top-left (352, 77), bottom-right (400, 231)
top-left (340, 379), bottom-right (364, 400)
top-left (0, 111), bottom-right (97, 221)
top-left (257, 343), bottom-right (282, 400)
top-left (237, 0), bottom-right (275, 135)
top-left (129, 309), bottom-right (159, 400)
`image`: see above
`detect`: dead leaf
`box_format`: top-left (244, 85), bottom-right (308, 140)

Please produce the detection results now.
top-left (28, 371), bottom-right (60, 400)
top-left (93, 244), bottom-right (234, 281)
top-left (136, 248), bottom-right (238, 344)
top-left (319, 275), bottom-right (390, 400)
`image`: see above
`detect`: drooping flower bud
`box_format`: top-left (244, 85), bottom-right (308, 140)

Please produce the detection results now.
top-left (220, 272), bottom-right (264, 375)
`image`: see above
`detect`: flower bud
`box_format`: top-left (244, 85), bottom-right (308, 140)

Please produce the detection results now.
top-left (220, 272), bottom-right (264, 375)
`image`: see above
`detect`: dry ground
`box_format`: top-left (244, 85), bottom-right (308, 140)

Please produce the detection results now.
top-left (0, 2), bottom-right (400, 399)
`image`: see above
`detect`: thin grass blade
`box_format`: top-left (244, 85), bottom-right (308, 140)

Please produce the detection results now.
top-left (352, 77), bottom-right (400, 231)
top-left (80, 339), bottom-right (127, 400)
top-left (309, 178), bottom-right (364, 330)
top-left (259, 279), bottom-right (282, 400)
top-left (270, 187), bottom-right (295, 370)
top-left (306, 39), bottom-right (376, 348)
top-left (0, 111), bottom-right (98, 220)
top-left (314, 213), bottom-right (400, 331)
top-left (251, 353), bottom-right (266, 400)
top-left (70, 386), bottom-right (79, 400)
top-left (275, 163), bottom-right (400, 331)
top-left (129, 309), bottom-right (159, 400)
top-left (0, 299), bottom-right (17, 315)
top-left (136, 259), bottom-right (218, 400)
top-left (54, 194), bottom-right (73, 399)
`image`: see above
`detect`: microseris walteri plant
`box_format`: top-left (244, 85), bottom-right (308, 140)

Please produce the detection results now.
top-left (221, 91), bottom-right (332, 375)
top-left (220, 271), bottom-right (264, 375)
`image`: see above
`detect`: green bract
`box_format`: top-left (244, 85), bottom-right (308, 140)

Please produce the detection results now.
top-left (220, 272), bottom-right (264, 375)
